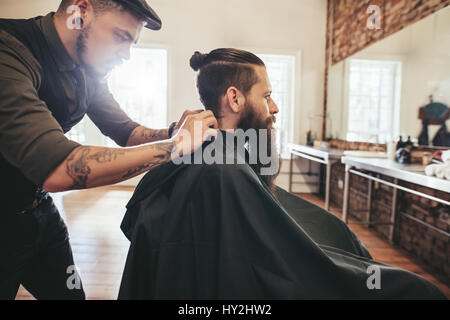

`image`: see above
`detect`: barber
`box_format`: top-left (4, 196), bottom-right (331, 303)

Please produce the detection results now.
top-left (0, 0), bottom-right (217, 299)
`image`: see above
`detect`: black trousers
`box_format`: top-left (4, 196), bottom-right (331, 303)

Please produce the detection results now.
top-left (0, 194), bottom-right (85, 300)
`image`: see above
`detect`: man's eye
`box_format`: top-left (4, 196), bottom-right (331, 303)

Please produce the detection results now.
top-left (115, 34), bottom-right (126, 42)
top-left (265, 96), bottom-right (271, 101)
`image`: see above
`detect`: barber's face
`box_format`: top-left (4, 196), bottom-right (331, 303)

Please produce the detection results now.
top-left (77, 10), bottom-right (144, 77)
top-left (239, 66), bottom-right (279, 130)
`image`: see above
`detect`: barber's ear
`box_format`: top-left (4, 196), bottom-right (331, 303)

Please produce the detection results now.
top-left (72, 0), bottom-right (89, 14)
top-left (70, 0), bottom-right (93, 24)
top-left (226, 87), bottom-right (245, 113)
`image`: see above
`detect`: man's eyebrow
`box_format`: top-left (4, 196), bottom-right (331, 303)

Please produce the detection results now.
top-left (264, 90), bottom-right (272, 95)
top-left (115, 28), bottom-right (138, 43)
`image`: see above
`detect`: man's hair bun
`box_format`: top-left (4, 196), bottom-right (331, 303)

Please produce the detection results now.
top-left (190, 51), bottom-right (208, 71)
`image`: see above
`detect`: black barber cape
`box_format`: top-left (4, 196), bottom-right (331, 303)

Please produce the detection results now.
top-left (119, 131), bottom-right (446, 300)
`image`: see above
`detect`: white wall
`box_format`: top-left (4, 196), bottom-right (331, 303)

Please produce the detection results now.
top-left (1, 0), bottom-right (327, 192)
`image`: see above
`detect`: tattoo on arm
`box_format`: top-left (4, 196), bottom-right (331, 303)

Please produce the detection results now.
top-left (121, 141), bottom-right (176, 179)
top-left (65, 147), bottom-right (128, 189)
top-left (128, 126), bottom-right (169, 146)
top-left (141, 128), bottom-right (167, 140)
top-left (121, 162), bottom-right (160, 179)
top-left (65, 147), bottom-right (91, 190)
top-left (65, 141), bottom-right (175, 189)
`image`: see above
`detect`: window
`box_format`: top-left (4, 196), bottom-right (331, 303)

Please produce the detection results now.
top-left (346, 59), bottom-right (402, 143)
top-left (106, 47), bottom-right (168, 147)
top-left (65, 47), bottom-right (168, 147)
top-left (66, 118), bottom-right (86, 144)
top-left (256, 54), bottom-right (296, 158)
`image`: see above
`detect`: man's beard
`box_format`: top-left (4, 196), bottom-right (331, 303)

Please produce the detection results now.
top-left (76, 26), bottom-right (107, 78)
top-left (237, 102), bottom-right (281, 192)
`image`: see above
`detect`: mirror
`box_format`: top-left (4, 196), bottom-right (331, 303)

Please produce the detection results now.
top-left (326, 6), bottom-right (450, 146)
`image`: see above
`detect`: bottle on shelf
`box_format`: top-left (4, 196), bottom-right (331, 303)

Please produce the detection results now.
top-left (397, 136), bottom-right (404, 150)
top-left (405, 136), bottom-right (413, 147)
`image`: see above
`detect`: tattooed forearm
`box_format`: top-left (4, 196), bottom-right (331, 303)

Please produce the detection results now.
top-left (142, 128), bottom-right (168, 140)
top-left (121, 141), bottom-right (175, 179)
top-left (155, 140), bottom-right (177, 160)
top-left (65, 147), bottom-right (128, 189)
top-left (64, 141), bottom-right (176, 190)
top-left (122, 162), bottom-right (160, 179)
top-left (127, 126), bottom-right (169, 146)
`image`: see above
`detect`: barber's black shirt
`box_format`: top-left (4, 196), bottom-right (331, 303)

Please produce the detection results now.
top-left (0, 12), bottom-right (140, 213)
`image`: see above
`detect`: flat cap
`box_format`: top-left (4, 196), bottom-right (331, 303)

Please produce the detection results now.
top-left (114, 0), bottom-right (162, 30)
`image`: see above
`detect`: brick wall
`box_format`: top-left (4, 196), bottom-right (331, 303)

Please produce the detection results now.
top-left (329, 162), bottom-right (450, 279)
top-left (328, 0), bottom-right (450, 65)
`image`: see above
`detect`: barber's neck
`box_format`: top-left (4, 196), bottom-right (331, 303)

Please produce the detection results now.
top-left (53, 12), bottom-right (81, 65)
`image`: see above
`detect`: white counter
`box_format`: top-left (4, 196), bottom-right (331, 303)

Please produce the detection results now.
top-left (342, 157), bottom-right (450, 194)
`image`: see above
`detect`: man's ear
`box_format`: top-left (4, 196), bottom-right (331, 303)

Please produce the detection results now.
top-left (70, 0), bottom-right (94, 22)
top-left (225, 86), bottom-right (245, 113)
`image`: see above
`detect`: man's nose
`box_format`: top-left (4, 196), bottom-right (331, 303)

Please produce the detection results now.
top-left (270, 100), bottom-right (279, 115)
top-left (118, 44), bottom-right (132, 61)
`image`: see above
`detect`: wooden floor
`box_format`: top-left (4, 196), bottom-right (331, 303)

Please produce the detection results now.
top-left (15, 186), bottom-right (449, 300)
top-left (16, 187), bottom-right (132, 300)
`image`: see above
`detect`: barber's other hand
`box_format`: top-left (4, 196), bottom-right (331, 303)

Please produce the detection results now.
top-left (171, 110), bottom-right (218, 158)
top-left (172, 109), bottom-right (204, 137)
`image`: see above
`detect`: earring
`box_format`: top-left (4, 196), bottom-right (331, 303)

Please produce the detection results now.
top-left (75, 17), bottom-right (83, 27)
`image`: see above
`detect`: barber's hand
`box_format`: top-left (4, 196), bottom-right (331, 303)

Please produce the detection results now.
top-left (171, 110), bottom-right (218, 158)
top-left (172, 109), bottom-right (204, 137)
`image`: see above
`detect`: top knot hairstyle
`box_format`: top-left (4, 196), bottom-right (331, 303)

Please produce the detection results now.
top-left (189, 48), bottom-right (265, 117)
top-left (189, 51), bottom-right (209, 71)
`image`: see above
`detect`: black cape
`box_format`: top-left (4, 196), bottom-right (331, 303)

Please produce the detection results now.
top-left (119, 131), bottom-right (446, 300)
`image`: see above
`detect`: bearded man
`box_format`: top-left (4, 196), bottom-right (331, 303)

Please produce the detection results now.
top-left (118, 48), bottom-right (445, 300)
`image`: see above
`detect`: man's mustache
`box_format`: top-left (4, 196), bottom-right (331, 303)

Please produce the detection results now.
top-left (106, 58), bottom-right (125, 69)
top-left (265, 115), bottom-right (276, 128)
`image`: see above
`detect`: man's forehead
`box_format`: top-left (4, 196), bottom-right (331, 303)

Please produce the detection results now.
top-left (97, 10), bottom-right (144, 41)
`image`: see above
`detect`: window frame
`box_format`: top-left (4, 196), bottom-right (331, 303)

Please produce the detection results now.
top-left (104, 44), bottom-right (171, 147)
top-left (343, 58), bottom-right (403, 143)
